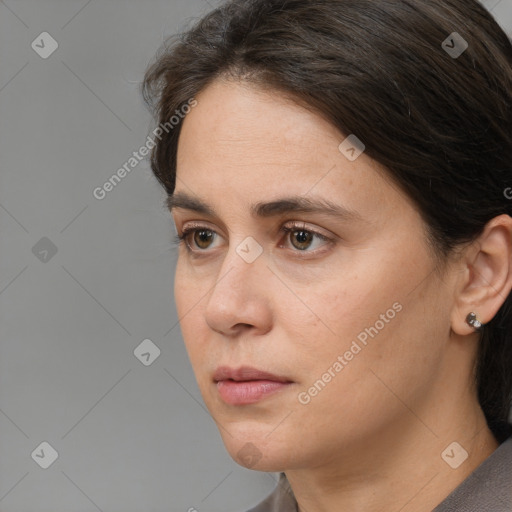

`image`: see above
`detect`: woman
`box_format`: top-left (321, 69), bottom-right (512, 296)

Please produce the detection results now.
top-left (142, 1), bottom-right (512, 510)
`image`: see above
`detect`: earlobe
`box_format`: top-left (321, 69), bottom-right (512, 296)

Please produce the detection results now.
top-left (450, 214), bottom-right (512, 336)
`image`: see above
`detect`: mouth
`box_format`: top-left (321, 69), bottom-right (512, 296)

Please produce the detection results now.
top-left (213, 366), bottom-right (294, 405)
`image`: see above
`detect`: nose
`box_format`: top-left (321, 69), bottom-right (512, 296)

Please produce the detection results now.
top-left (204, 245), bottom-right (273, 337)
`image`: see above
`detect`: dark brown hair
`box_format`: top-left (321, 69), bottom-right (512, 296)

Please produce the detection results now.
top-left (142, 0), bottom-right (512, 442)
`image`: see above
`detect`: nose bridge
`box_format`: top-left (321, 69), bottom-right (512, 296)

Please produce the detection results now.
top-left (213, 237), bottom-right (265, 300)
top-left (204, 237), bottom-right (270, 333)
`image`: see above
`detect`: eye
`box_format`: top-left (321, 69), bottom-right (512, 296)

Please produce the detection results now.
top-left (174, 221), bottom-right (334, 257)
top-left (175, 225), bottom-right (220, 252)
top-left (288, 229), bottom-right (315, 250)
top-left (280, 223), bottom-right (332, 252)
top-left (192, 229), bottom-right (215, 249)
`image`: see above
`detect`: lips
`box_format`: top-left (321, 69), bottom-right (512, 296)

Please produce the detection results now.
top-left (213, 366), bottom-right (294, 405)
top-left (213, 365), bottom-right (292, 383)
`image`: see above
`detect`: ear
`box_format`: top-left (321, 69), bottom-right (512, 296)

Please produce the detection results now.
top-left (451, 214), bottom-right (512, 335)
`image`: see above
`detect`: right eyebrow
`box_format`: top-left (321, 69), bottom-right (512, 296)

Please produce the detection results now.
top-left (166, 192), bottom-right (217, 217)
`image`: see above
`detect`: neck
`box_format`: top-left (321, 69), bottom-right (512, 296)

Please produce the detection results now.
top-left (287, 402), bottom-right (498, 512)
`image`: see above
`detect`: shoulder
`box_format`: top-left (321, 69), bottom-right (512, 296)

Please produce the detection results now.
top-left (433, 435), bottom-right (512, 512)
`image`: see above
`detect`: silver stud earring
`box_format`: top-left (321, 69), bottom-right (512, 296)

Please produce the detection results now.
top-left (466, 312), bottom-right (484, 331)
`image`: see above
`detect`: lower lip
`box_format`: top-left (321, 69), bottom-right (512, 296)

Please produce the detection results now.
top-left (216, 380), bottom-right (292, 405)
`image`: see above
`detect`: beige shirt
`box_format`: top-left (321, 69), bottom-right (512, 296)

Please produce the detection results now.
top-left (246, 435), bottom-right (512, 512)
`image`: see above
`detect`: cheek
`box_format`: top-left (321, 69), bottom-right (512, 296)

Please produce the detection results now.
top-left (173, 261), bottom-right (211, 362)
top-left (287, 254), bottom-right (433, 382)
top-left (286, 267), bottom-right (400, 354)
top-left (174, 257), bottom-right (208, 319)
top-left (292, 268), bottom-right (448, 430)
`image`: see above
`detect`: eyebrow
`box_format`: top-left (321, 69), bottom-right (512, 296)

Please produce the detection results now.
top-left (167, 191), bottom-right (364, 222)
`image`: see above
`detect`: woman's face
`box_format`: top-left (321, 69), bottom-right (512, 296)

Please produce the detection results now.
top-left (171, 78), bottom-right (458, 472)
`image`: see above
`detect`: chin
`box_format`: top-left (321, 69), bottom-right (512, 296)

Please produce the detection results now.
top-left (231, 446), bottom-right (287, 472)
top-left (220, 433), bottom-right (296, 472)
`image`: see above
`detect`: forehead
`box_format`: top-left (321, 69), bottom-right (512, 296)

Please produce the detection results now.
top-left (174, 78), bottom-right (405, 223)
top-left (178, 78), bottom-right (340, 164)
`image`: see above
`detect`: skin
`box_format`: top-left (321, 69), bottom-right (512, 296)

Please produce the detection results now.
top-left (170, 77), bottom-right (512, 512)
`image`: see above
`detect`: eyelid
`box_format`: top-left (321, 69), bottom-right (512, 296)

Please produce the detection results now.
top-left (178, 221), bottom-right (226, 239)
top-left (280, 220), bottom-right (332, 241)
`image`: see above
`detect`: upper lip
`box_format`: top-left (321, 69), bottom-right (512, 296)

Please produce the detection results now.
top-left (213, 366), bottom-right (292, 383)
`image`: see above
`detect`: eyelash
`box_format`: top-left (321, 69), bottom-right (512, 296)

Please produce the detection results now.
top-left (173, 223), bottom-right (332, 256)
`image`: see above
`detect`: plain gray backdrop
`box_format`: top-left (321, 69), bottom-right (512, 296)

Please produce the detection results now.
top-left (1, 1), bottom-right (511, 511)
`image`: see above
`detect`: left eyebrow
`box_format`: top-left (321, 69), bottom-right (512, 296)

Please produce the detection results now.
top-left (251, 197), bottom-right (364, 222)
top-left (167, 192), bottom-right (364, 222)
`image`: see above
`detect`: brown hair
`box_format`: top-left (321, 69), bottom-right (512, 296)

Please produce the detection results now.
top-left (142, 0), bottom-right (512, 442)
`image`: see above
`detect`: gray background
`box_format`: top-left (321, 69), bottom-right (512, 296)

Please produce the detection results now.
top-left (0, 1), bottom-right (511, 511)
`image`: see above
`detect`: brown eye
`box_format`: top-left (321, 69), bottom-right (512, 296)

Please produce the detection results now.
top-left (290, 230), bottom-right (314, 250)
top-left (193, 229), bottom-right (215, 249)
top-left (280, 224), bottom-right (332, 254)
